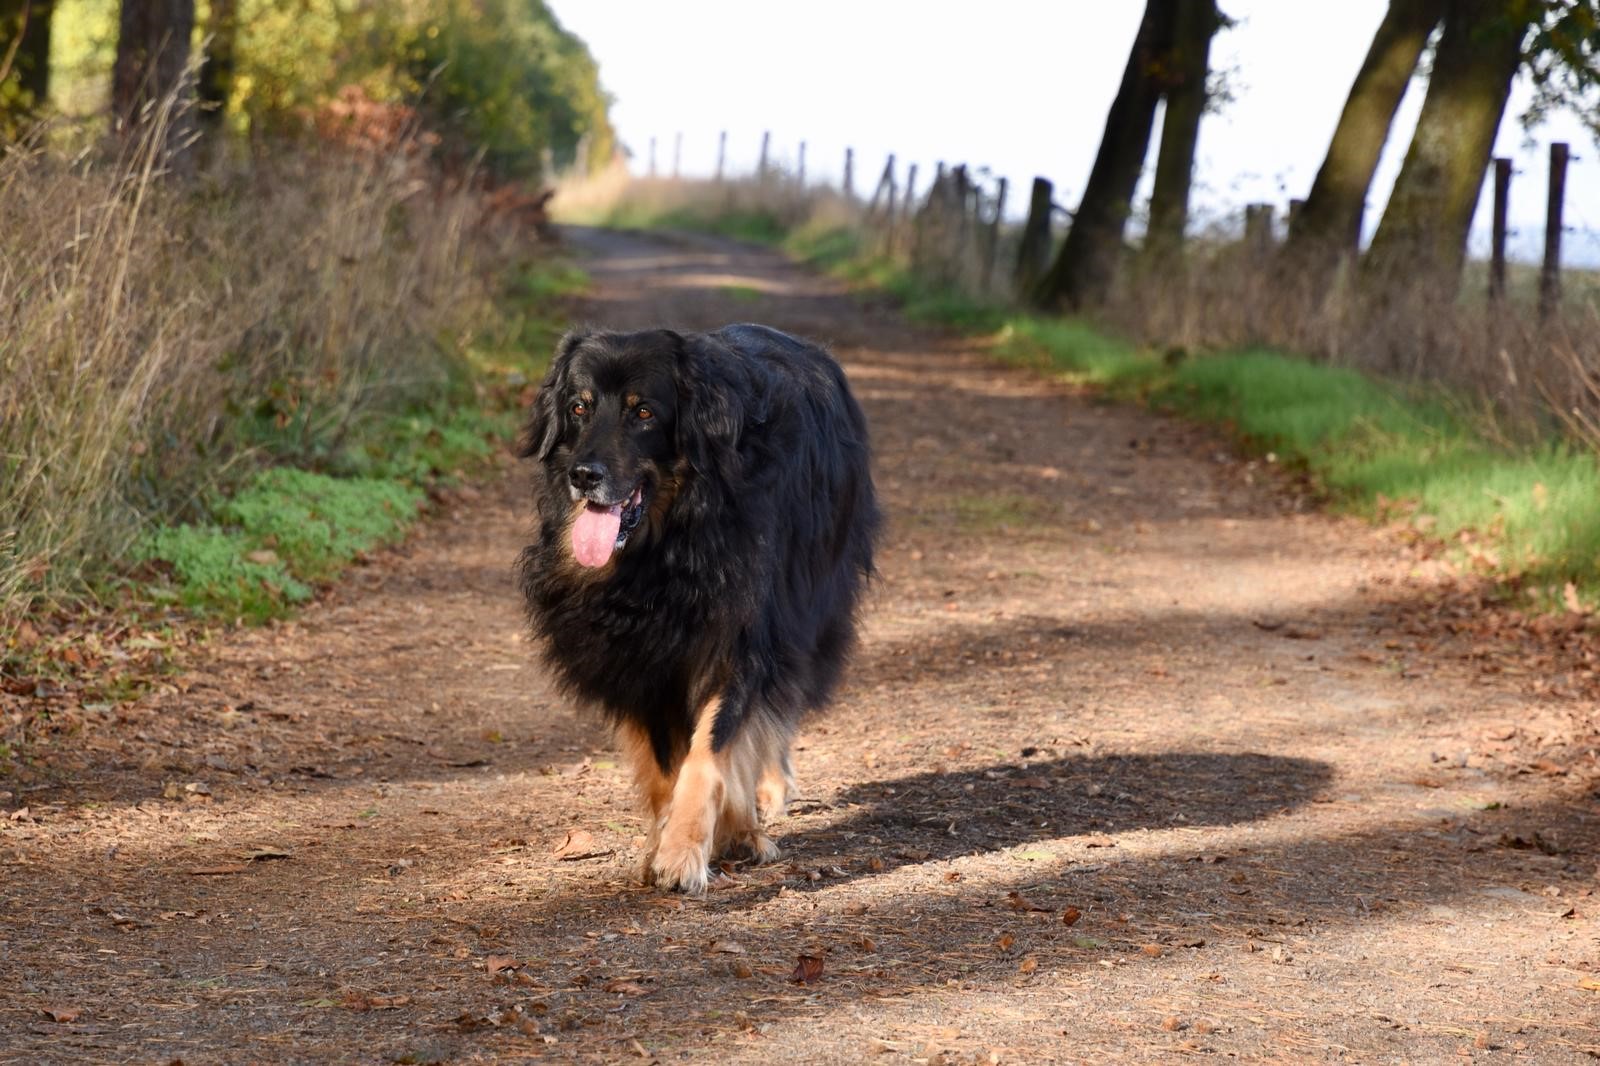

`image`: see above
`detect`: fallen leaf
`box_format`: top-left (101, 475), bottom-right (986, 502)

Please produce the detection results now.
top-left (246, 848), bottom-right (291, 862)
top-left (485, 955), bottom-right (519, 974)
top-left (791, 953), bottom-right (824, 985)
top-left (1006, 891), bottom-right (1051, 912)
top-left (551, 829), bottom-right (611, 861)
top-left (1579, 976), bottom-right (1600, 992)
top-left (731, 961), bottom-right (754, 979)
top-left (1161, 1015), bottom-right (1182, 1031)
top-left (602, 978), bottom-right (653, 996)
top-left (709, 940), bottom-right (746, 954)
top-left (342, 991), bottom-right (411, 1011)
top-left (1061, 907), bottom-right (1082, 927)
top-left (995, 933), bottom-right (1015, 952)
top-left (1141, 944), bottom-right (1164, 958)
top-left (1018, 957), bottom-right (1038, 974)
top-left (41, 1007), bottom-right (81, 1023)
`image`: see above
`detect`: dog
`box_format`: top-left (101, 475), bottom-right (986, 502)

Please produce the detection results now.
top-left (517, 325), bottom-right (879, 894)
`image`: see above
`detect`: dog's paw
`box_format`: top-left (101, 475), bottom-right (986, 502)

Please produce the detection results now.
top-left (650, 843), bottom-right (711, 896)
top-left (743, 831), bottom-right (781, 865)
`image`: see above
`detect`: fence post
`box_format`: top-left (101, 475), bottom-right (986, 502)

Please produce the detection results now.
top-left (1489, 157), bottom-right (1512, 303)
top-left (648, 136), bottom-right (657, 178)
top-left (901, 162), bottom-right (919, 253)
top-left (715, 130), bottom-right (726, 182)
top-left (983, 176), bottom-right (1009, 294)
top-left (1244, 203), bottom-right (1275, 261)
top-left (1013, 176), bottom-right (1054, 299)
top-left (868, 154), bottom-right (895, 216)
top-left (843, 147), bottom-right (854, 201)
top-left (672, 132), bottom-right (682, 180)
top-left (1287, 198), bottom-right (1305, 228)
top-left (1540, 141), bottom-right (1568, 321)
top-left (758, 130), bottom-right (771, 179)
top-left (797, 140), bottom-right (806, 188)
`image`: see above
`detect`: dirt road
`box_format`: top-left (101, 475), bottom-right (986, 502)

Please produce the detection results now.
top-left (2, 228), bottom-right (1596, 1064)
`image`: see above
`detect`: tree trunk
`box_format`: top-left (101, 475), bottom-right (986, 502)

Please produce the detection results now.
top-left (0, 0), bottom-right (53, 125)
top-left (112, 0), bottom-right (197, 163)
top-left (1362, 0), bottom-right (1526, 298)
top-left (196, 0), bottom-right (235, 126)
top-left (1144, 0), bottom-right (1220, 266)
top-left (1033, 0), bottom-right (1175, 310)
top-left (1282, 0), bottom-right (1445, 289)
top-left (1012, 176), bottom-right (1055, 299)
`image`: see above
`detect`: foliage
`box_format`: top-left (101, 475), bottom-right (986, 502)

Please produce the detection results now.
top-left (1520, 0), bottom-right (1600, 138)
top-left (398, 0), bottom-right (614, 178)
top-left (140, 468), bottom-right (420, 621)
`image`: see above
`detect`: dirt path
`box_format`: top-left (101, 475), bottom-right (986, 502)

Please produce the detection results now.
top-left (3, 228), bottom-right (1597, 1065)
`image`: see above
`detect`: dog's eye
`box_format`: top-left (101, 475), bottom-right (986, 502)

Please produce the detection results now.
top-left (635, 405), bottom-right (653, 421)
top-left (571, 401), bottom-right (588, 417)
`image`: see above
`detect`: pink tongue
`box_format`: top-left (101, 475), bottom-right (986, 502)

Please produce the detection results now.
top-left (571, 503), bottom-right (623, 568)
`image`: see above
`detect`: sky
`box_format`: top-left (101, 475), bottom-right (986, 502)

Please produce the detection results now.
top-left (549, 1), bottom-right (1600, 267)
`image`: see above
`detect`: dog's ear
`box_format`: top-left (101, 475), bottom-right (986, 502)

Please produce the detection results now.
top-left (673, 331), bottom-right (746, 481)
top-left (518, 330), bottom-right (588, 460)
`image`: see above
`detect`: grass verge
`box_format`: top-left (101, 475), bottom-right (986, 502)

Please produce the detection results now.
top-left (581, 193), bottom-right (1600, 608)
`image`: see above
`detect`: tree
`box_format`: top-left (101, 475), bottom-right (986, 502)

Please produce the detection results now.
top-left (0, 0), bottom-right (53, 131)
top-left (1281, 0), bottom-right (1446, 290)
top-left (1145, 0), bottom-right (1225, 265)
top-left (1363, 1), bottom-right (1600, 301)
top-left (1033, 0), bottom-right (1176, 310)
top-left (197, 0), bottom-right (236, 127)
top-left (111, 0), bottom-right (197, 161)
top-left (1362, 0), bottom-right (1528, 296)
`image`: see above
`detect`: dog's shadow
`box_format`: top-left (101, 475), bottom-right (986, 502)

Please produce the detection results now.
top-left (726, 750), bottom-right (1332, 896)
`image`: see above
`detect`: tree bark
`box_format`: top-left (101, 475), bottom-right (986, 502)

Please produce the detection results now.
top-left (0, 0), bottom-right (53, 123)
top-left (1033, 0), bottom-right (1175, 310)
top-left (1144, 0), bottom-right (1220, 266)
top-left (1362, 0), bottom-right (1527, 297)
top-left (1282, 0), bottom-right (1445, 289)
top-left (112, 0), bottom-right (197, 163)
top-left (196, 0), bottom-right (235, 126)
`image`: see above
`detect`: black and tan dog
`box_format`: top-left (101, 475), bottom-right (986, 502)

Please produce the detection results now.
top-left (518, 325), bottom-right (879, 894)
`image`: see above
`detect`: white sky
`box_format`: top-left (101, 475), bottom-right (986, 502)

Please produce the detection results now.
top-left (550, 1), bottom-right (1600, 266)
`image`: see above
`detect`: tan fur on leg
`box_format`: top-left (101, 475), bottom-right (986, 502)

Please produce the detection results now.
top-left (651, 697), bottom-right (725, 894)
top-left (616, 722), bottom-right (675, 884)
top-left (756, 743), bottom-right (794, 824)
top-left (651, 700), bottom-right (791, 892)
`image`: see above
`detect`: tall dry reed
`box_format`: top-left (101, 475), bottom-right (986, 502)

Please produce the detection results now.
top-left (0, 102), bottom-right (512, 629)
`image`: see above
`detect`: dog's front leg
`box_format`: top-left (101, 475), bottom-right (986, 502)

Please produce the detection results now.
top-left (650, 696), bottom-right (725, 895)
top-left (616, 723), bottom-right (675, 885)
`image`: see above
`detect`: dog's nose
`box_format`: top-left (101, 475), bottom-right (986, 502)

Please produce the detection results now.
top-left (570, 460), bottom-right (607, 493)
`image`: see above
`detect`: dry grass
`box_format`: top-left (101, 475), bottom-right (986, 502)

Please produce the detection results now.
top-left (0, 103), bottom-right (518, 631)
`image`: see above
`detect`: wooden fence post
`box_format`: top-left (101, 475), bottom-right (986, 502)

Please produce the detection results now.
top-left (758, 130), bottom-right (771, 179)
top-left (672, 132), bottom-right (682, 179)
top-left (868, 154), bottom-right (895, 216)
top-left (901, 162), bottom-right (919, 253)
top-left (797, 140), bottom-right (806, 187)
top-left (843, 147), bottom-right (854, 201)
top-left (983, 176), bottom-right (1008, 294)
top-left (1013, 176), bottom-right (1054, 299)
top-left (1540, 141), bottom-right (1568, 321)
top-left (1244, 203), bottom-right (1275, 261)
top-left (715, 131), bottom-right (726, 182)
top-left (1287, 198), bottom-right (1305, 227)
top-left (1489, 157), bottom-right (1511, 303)
top-left (648, 136), bottom-right (657, 178)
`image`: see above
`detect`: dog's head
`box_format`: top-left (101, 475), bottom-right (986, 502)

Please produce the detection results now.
top-left (521, 328), bottom-right (743, 569)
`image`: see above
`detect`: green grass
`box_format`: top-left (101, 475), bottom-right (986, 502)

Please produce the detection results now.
top-left (995, 321), bottom-right (1600, 605)
top-left (600, 194), bottom-right (1600, 607)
